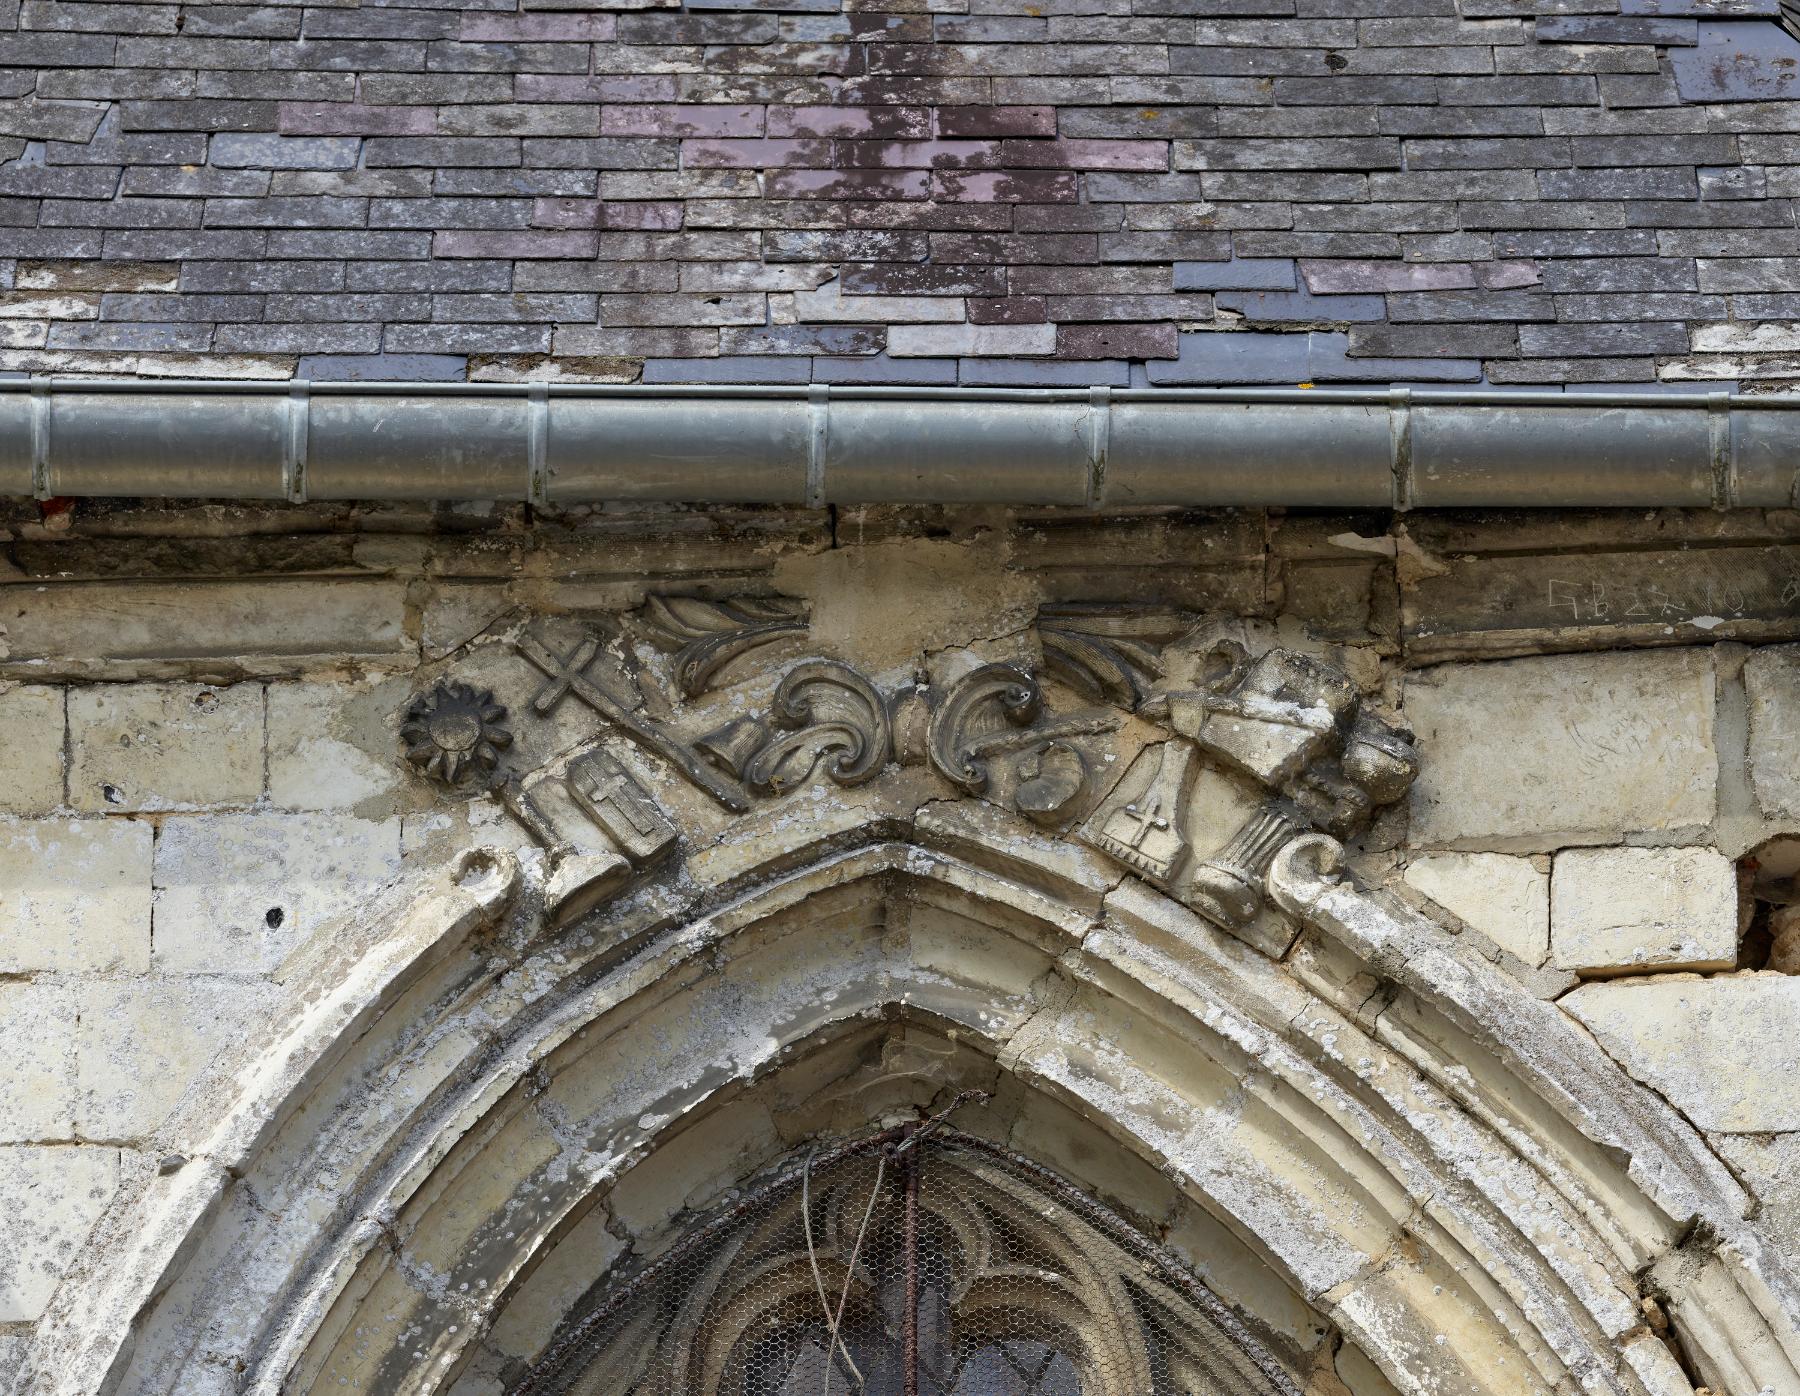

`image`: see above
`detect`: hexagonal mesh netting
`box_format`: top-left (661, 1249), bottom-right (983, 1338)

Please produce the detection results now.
top-left (514, 1124), bottom-right (1301, 1396)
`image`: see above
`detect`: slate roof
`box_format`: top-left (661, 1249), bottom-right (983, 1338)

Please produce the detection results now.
top-left (3, 0), bottom-right (1800, 388)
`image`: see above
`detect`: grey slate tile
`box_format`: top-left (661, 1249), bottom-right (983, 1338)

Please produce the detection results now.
top-left (1215, 286), bottom-right (1388, 320)
top-left (1672, 21), bottom-right (1800, 102)
top-left (297, 352), bottom-right (467, 380)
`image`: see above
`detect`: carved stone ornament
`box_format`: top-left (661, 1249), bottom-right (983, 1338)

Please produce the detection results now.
top-left (514, 624), bottom-right (752, 812)
top-left (699, 660), bottom-right (892, 796)
top-left (1082, 639), bottom-right (1418, 938)
top-left (404, 603), bottom-right (1416, 945)
top-left (927, 663), bottom-right (1121, 827)
top-left (636, 593), bottom-right (810, 697)
top-left (400, 681), bottom-right (513, 787)
top-left (499, 744), bottom-right (678, 927)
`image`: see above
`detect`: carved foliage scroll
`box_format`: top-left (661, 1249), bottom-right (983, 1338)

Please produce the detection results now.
top-left (636, 594), bottom-right (810, 697)
top-left (701, 660), bottom-right (892, 797)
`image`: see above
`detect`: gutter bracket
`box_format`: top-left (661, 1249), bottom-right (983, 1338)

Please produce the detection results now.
top-left (1707, 391), bottom-right (1733, 510)
top-left (1388, 387), bottom-right (1413, 513)
top-left (1087, 386), bottom-right (1110, 509)
top-left (283, 381), bottom-right (310, 504)
top-left (807, 384), bottom-right (829, 509)
top-left (527, 383), bottom-right (549, 509)
top-left (29, 380), bottom-right (50, 501)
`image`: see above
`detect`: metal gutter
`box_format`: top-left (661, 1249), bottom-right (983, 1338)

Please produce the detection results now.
top-left (1, 379), bottom-right (1796, 510)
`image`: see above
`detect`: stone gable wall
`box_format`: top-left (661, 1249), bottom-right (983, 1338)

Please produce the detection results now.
top-left (0, 502), bottom-right (1796, 1389)
top-left (4, 1), bottom-right (1800, 386)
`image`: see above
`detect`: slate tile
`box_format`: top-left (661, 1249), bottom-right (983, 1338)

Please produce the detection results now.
top-left (1173, 257), bottom-right (1297, 289)
top-left (643, 354), bottom-right (813, 383)
top-left (297, 352), bottom-right (467, 380)
top-left (956, 355), bottom-right (1127, 383)
top-left (1673, 22), bottom-right (1800, 103)
top-left (806, 352), bottom-right (953, 382)
top-left (1144, 328), bottom-right (1309, 383)
top-left (1216, 286), bottom-right (1387, 319)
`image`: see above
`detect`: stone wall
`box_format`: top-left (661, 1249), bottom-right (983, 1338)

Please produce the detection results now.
top-left (0, 499), bottom-right (1796, 1391)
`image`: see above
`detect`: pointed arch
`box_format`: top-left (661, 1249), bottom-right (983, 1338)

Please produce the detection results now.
top-left (17, 791), bottom-right (1800, 1396)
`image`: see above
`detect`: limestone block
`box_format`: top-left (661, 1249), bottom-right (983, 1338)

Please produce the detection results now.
top-left (1710, 1133), bottom-right (1800, 1268)
top-left (77, 977), bottom-right (282, 1141)
top-left (607, 1099), bottom-right (783, 1238)
top-left (0, 578), bottom-right (411, 680)
top-left (0, 983), bottom-right (75, 1142)
top-left (1550, 845), bottom-right (1738, 974)
top-left (1746, 644), bottom-right (1800, 821)
top-left (0, 685), bottom-right (64, 816)
top-left (1404, 852), bottom-right (1549, 966)
top-left (0, 817), bottom-right (152, 973)
top-left (1406, 649), bottom-right (1717, 850)
top-left (68, 682), bottom-right (264, 813)
top-left (266, 680), bottom-right (406, 813)
top-left (1563, 974), bottom-right (1800, 1132)
top-left (0, 1335), bottom-right (29, 1386)
top-left (0, 1145), bottom-right (119, 1322)
top-left (152, 814), bottom-right (403, 976)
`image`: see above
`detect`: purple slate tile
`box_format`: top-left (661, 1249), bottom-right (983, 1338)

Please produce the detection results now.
top-left (601, 105), bottom-right (765, 138)
top-left (767, 105), bottom-right (932, 139)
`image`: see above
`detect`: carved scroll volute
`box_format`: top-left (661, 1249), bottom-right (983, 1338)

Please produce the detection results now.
top-left (637, 594), bottom-right (810, 697)
top-left (732, 660), bottom-right (893, 796)
top-left (927, 664), bottom-right (1043, 795)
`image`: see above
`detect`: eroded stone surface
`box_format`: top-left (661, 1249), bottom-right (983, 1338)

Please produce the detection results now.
top-left (0, 1146), bottom-right (119, 1323)
top-left (1406, 649), bottom-right (1718, 851)
top-left (266, 680), bottom-right (407, 814)
top-left (1550, 845), bottom-right (1738, 975)
top-left (67, 683), bottom-right (264, 814)
top-left (1564, 974), bottom-right (1800, 1132)
top-left (1746, 644), bottom-right (1800, 822)
top-left (0, 685), bottom-right (65, 817)
top-left (152, 814), bottom-right (403, 975)
top-left (0, 984), bottom-right (75, 1143)
top-left (76, 977), bottom-right (282, 1141)
top-left (0, 818), bottom-right (151, 973)
top-left (1404, 852), bottom-right (1550, 966)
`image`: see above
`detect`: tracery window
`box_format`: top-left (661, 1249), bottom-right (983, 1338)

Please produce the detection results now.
top-left (515, 1125), bottom-right (1300, 1396)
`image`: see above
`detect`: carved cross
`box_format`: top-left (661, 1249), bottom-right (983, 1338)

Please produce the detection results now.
top-left (526, 634), bottom-right (603, 717)
top-left (568, 748), bottom-right (676, 865)
top-left (1112, 801), bottom-right (1170, 848)
top-left (514, 629), bottom-right (750, 813)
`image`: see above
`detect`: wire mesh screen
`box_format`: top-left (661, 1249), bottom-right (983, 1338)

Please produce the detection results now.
top-left (514, 1126), bottom-right (1301, 1396)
